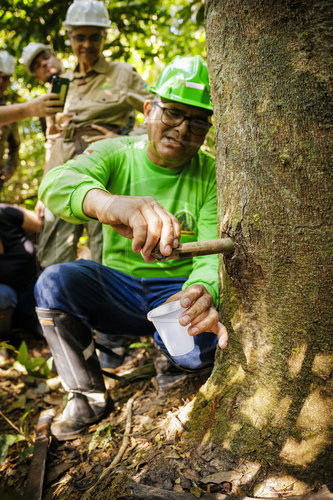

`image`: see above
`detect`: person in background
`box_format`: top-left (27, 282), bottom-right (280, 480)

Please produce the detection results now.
top-left (0, 51), bottom-right (20, 193)
top-left (22, 42), bottom-right (64, 137)
top-left (0, 48), bottom-right (63, 129)
top-left (34, 0), bottom-right (151, 369)
top-left (36, 0), bottom-right (151, 271)
top-left (0, 203), bottom-right (43, 361)
top-left (22, 43), bottom-right (63, 85)
top-left (35, 55), bottom-right (228, 441)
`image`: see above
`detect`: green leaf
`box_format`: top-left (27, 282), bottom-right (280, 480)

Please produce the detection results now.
top-left (17, 445), bottom-right (34, 464)
top-left (0, 341), bottom-right (16, 352)
top-left (17, 341), bottom-right (29, 365)
top-left (0, 434), bottom-right (25, 464)
top-left (88, 422), bottom-right (113, 454)
top-left (8, 395), bottom-right (27, 413)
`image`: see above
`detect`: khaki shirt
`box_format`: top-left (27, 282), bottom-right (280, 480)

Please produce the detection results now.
top-left (45, 55), bottom-right (150, 172)
top-left (0, 102), bottom-right (20, 180)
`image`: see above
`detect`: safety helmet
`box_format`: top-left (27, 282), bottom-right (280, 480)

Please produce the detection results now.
top-left (0, 51), bottom-right (15, 76)
top-left (22, 42), bottom-right (53, 74)
top-left (150, 55), bottom-right (213, 111)
top-left (63, 0), bottom-right (111, 30)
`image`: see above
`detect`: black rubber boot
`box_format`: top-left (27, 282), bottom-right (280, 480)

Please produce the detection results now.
top-left (36, 308), bottom-right (112, 440)
top-left (153, 344), bottom-right (213, 393)
top-left (51, 392), bottom-right (114, 441)
top-left (95, 331), bottom-right (126, 370)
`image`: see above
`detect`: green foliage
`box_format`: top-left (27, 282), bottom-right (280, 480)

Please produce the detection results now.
top-left (129, 337), bottom-right (154, 354)
top-left (88, 422), bottom-right (114, 454)
top-left (0, 434), bottom-right (25, 464)
top-left (0, 0), bottom-right (209, 205)
top-left (15, 341), bottom-right (52, 378)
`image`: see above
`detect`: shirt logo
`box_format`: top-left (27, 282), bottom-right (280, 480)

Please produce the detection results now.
top-left (83, 150), bottom-right (94, 155)
top-left (175, 210), bottom-right (196, 236)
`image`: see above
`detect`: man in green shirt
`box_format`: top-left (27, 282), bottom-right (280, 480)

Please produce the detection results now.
top-left (35, 55), bottom-right (228, 441)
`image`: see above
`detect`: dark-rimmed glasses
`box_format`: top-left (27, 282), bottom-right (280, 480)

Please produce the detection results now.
top-left (154, 102), bottom-right (212, 136)
top-left (70, 34), bottom-right (105, 44)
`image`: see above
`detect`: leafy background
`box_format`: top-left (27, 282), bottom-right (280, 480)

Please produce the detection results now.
top-left (0, 0), bottom-right (212, 207)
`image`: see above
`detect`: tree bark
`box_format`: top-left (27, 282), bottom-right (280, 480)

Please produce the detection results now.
top-left (186, 0), bottom-right (333, 497)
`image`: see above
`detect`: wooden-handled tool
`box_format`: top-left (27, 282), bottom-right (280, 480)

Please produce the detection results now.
top-left (24, 408), bottom-right (56, 500)
top-left (151, 237), bottom-right (235, 261)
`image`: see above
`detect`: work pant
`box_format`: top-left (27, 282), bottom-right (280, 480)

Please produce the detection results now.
top-left (37, 209), bottom-right (103, 269)
top-left (0, 282), bottom-right (41, 337)
top-left (34, 260), bottom-right (217, 370)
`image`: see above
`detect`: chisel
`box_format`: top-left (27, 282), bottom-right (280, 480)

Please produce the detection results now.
top-left (152, 237), bottom-right (235, 261)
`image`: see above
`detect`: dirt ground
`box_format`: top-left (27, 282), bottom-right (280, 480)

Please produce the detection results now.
top-left (0, 328), bottom-right (225, 500)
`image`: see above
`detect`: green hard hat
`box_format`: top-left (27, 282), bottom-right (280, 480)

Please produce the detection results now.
top-left (150, 55), bottom-right (213, 111)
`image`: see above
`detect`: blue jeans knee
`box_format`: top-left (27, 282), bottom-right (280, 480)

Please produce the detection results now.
top-left (0, 284), bottom-right (18, 310)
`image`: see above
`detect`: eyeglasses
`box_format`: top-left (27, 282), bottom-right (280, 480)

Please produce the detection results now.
top-left (154, 103), bottom-right (212, 136)
top-left (70, 34), bottom-right (105, 43)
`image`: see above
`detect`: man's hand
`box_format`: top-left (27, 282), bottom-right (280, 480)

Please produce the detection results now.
top-left (85, 124), bottom-right (119, 143)
top-left (26, 94), bottom-right (63, 118)
top-left (35, 200), bottom-right (45, 220)
top-left (83, 189), bottom-right (180, 262)
top-left (166, 284), bottom-right (228, 349)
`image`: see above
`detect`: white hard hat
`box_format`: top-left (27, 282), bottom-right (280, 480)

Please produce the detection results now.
top-left (0, 51), bottom-right (15, 76)
top-left (63, 0), bottom-right (111, 30)
top-left (22, 42), bottom-right (53, 74)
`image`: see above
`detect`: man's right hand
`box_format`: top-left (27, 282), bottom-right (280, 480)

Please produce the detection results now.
top-left (83, 190), bottom-right (180, 263)
top-left (26, 93), bottom-right (63, 118)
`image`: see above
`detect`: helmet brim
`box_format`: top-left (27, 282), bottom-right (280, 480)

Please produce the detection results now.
top-left (150, 87), bottom-right (213, 112)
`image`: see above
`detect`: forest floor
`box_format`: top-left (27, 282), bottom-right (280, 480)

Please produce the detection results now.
top-left (0, 327), bottom-right (232, 500)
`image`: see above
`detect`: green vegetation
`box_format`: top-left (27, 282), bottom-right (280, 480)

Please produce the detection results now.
top-left (0, 0), bottom-right (208, 206)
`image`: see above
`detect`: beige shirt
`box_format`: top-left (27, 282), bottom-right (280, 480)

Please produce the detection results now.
top-left (45, 55), bottom-right (150, 172)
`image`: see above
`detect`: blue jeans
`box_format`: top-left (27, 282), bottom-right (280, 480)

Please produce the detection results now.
top-left (35, 260), bottom-right (217, 370)
top-left (0, 284), bottom-right (18, 310)
top-left (0, 281), bottom-right (41, 335)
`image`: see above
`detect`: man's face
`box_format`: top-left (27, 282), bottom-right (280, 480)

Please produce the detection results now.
top-left (144, 98), bottom-right (212, 169)
top-left (31, 51), bottom-right (62, 83)
top-left (0, 71), bottom-right (10, 97)
top-left (68, 27), bottom-right (105, 69)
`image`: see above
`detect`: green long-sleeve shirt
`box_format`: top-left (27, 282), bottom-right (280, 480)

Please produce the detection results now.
top-left (39, 136), bottom-right (219, 304)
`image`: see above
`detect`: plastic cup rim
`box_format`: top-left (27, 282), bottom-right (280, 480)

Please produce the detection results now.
top-left (147, 300), bottom-right (183, 320)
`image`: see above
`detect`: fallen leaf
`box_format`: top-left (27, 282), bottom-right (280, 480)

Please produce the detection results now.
top-left (43, 393), bottom-right (63, 405)
top-left (190, 483), bottom-right (203, 498)
top-left (184, 469), bottom-right (201, 482)
top-left (36, 382), bottom-right (50, 394)
top-left (201, 470), bottom-right (243, 484)
top-left (25, 389), bottom-right (38, 400)
top-left (165, 451), bottom-right (181, 459)
top-left (173, 484), bottom-right (184, 492)
top-left (7, 395), bottom-right (26, 412)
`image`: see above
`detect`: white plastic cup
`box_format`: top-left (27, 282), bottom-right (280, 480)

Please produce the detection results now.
top-left (147, 300), bottom-right (195, 357)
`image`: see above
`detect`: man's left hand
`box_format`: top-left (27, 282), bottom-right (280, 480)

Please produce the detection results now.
top-left (166, 284), bottom-right (228, 349)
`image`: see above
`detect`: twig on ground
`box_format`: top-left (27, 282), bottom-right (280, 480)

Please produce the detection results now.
top-left (0, 409), bottom-right (33, 444)
top-left (82, 382), bottom-right (149, 498)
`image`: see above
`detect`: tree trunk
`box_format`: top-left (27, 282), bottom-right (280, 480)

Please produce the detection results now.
top-left (186, 0), bottom-right (333, 497)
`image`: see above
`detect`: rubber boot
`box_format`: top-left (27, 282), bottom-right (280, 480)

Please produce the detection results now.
top-left (153, 343), bottom-right (213, 393)
top-left (95, 331), bottom-right (126, 370)
top-left (36, 308), bottom-right (113, 440)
